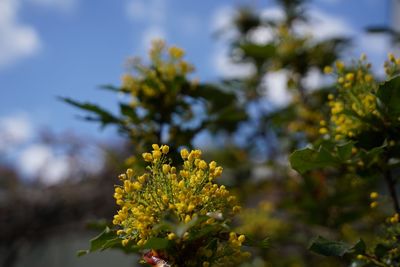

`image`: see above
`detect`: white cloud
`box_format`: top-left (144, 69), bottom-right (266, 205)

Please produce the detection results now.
top-left (126, 0), bottom-right (168, 53)
top-left (126, 0), bottom-right (165, 23)
top-left (212, 44), bottom-right (255, 78)
top-left (210, 5), bottom-right (238, 40)
top-left (18, 144), bottom-right (70, 185)
top-left (0, 0), bottom-right (79, 69)
top-left (355, 33), bottom-right (389, 75)
top-left (247, 26), bottom-right (274, 45)
top-left (260, 7), bottom-right (284, 22)
top-left (303, 68), bottom-right (329, 91)
top-left (126, 0), bottom-right (147, 21)
top-left (0, 113), bottom-right (33, 152)
top-left (211, 5), bottom-right (234, 31)
top-left (295, 8), bottom-right (354, 40)
top-left (0, 0), bottom-right (41, 69)
top-left (211, 5), bottom-right (356, 78)
top-left (262, 71), bottom-right (292, 107)
top-left (211, 6), bottom-right (255, 77)
top-left (141, 26), bottom-right (166, 51)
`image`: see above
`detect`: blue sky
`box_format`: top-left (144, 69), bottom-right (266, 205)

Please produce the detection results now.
top-left (0, 0), bottom-right (389, 136)
top-left (0, 0), bottom-right (392, 182)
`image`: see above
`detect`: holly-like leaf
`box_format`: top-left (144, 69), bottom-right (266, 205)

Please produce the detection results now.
top-left (309, 236), bottom-right (365, 257)
top-left (337, 141), bottom-right (355, 161)
top-left (377, 76), bottom-right (400, 119)
top-left (60, 97), bottom-right (120, 127)
top-left (289, 146), bottom-right (337, 174)
top-left (89, 227), bottom-right (121, 252)
top-left (309, 236), bottom-right (352, 257)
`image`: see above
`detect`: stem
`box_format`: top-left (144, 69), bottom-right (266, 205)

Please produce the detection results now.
top-left (384, 168), bottom-right (400, 214)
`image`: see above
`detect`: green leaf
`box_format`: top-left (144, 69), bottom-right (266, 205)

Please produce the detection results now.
top-left (141, 238), bottom-right (171, 250)
top-left (119, 103), bottom-right (139, 122)
top-left (60, 97), bottom-right (120, 127)
top-left (352, 239), bottom-right (366, 255)
top-left (309, 237), bottom-right (366, 257)
top-left (289, 146), bottom-right (337, 174)
top-left (77, 250), bottom-right (89, 257)
top-left (89, 227), bottom-right (121, 252)
top-left (374, 244), bottom-right (390, 259)
top-left (377, 76), bottom-right (400, 118)
top-left (100, 84), bottom-right (124, 92)
top-left (309, 236), bottom-right (352, 257)
top-left (337, 141), bottom-right (355, 161)
top-left (243, 235), bottom-right (270, 249)
top-left (239, 43), bottom-right (276, 61)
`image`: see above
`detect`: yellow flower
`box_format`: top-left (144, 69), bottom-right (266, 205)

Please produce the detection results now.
top-left (323, 66), bottom-right (333, 74)
top-left (113, 144), bottom-right (240, 247)
top-left (370, 192), bottom-right (379, 199)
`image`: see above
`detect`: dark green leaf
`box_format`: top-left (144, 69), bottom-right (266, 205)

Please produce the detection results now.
top-left (243, 235), bottom-right (270, 249)
top-left (374, 244), bottom-right (390, 259)
top-left (100, 84), bottom-right (124, 92)
top-left (337, 141), bottom-right (355, 161)
top-left (309, 236), bottom-right (352, 257)
top-left (77, 250), bottom-right (89, 257)
top-left (141, 237), bottom-right (171, 250)
top-left (239, 43), bottom-right (276, 61)
top-left (60, 97), bottom-right (120, 126)
top-left (377, 76), bottom-right (400, 118)
top-left (120, 103), bottom-right (139, 122)
top-left (89, 227), bottom-right (121, 252)
top-left (289, 146), bottom-right (337, 174)
top-left (352, 239), bottom-right (366, 255)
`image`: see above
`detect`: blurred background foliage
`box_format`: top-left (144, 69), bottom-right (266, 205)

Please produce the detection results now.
top-left (1, 0), bottom-right (398, 266)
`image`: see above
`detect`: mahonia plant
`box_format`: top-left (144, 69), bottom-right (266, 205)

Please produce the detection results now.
top-left (63, 40), bottom-right (246, 162)
top-left (291, 53), bottom-right (400, 267)
top-left (320, 54), bottom-right (400, 142)
top-left (112, 144), bottom-right (250, 266)
top-left (320, 55), bottom-right (378, 140)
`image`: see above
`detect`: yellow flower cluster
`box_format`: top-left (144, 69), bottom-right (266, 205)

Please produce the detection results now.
top-left (321, 55), bottom-right (380, 140)
top-left (384, 53), bottom-right (400, 78)
top-left (287, 102), bottom-right (324, 140)
top-left (121, 40), bottom-right (197, 109)
top-left (112, 144), bottom-right (240, 247)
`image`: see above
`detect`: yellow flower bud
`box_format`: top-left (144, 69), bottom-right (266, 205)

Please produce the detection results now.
top-left (370, 192), bottom-right (379, 199)
top-left (345, 72), bottom-right (354, 81)
top-left (198, 160), bottom-right (208, 170)
top-left (319, 128), bottom-right (328, 135)
top-left (169, 46), bottom-right (185, 58)
top-left (167, 233), bottom-right (176, 240)
top-left (142, 152), bottom-right (153, 162)
top-left (335, 60), bottom-right (345, 71)
top-left (323, 66), bottom-right (333, 74)
top-left (388, 53), bottom-right (396, 62)
top-left (161, 145), bottom-right (169, 154)
top-left (152, 150), bottom-right (162, 160)
top-left (126, 168), bottom-right (134, 179)
top-left (162, 164), bottom-right (171, 174)
top-left (180, 148), bottom-right (189, 159)
top-left (184, 215), bottom-right (191, 223)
